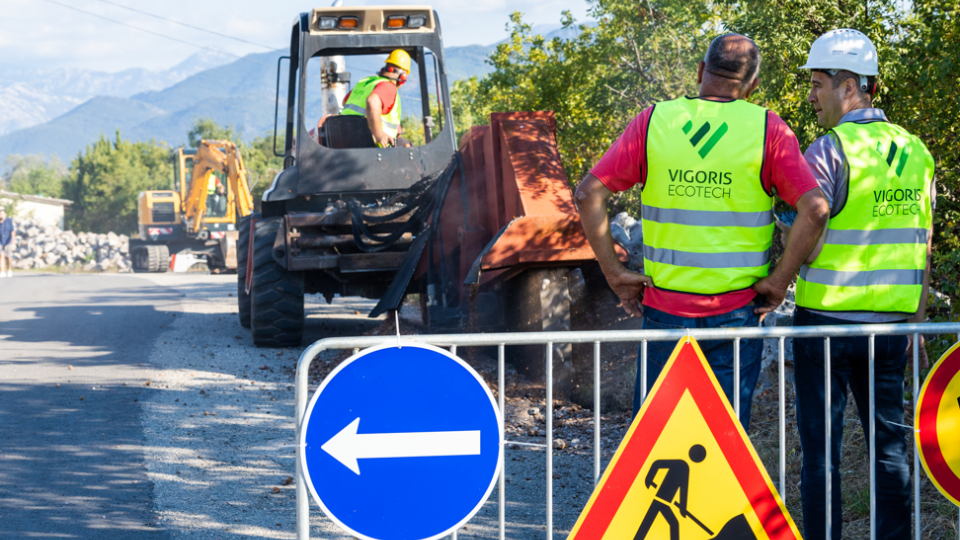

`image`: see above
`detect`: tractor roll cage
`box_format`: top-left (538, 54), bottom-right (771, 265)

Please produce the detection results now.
top-left (266, 11), bottom-right (457, 201)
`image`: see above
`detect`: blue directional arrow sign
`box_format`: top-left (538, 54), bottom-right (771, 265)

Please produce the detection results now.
top-left (299, 342), bottom-right (503, 540)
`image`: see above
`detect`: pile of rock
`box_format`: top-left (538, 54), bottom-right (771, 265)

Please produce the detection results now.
top-left (9, 219), bottom-right (133, 272)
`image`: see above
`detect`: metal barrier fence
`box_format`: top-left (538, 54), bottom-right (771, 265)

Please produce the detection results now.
top-left (294, 322), bottom-right (960, 540)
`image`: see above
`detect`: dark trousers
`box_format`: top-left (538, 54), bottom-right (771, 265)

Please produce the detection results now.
top-left (635, 303), bottom-right (763, 429)
top-left (793, 307), bottom-right (911, 540)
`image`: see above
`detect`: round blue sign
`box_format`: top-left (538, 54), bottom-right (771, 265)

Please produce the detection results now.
top-left (300, 342), bottom-right (503, 540)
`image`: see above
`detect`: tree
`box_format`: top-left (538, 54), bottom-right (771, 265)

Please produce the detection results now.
top-left (63, 131), bottom-right (171, 234)
top-left (188, 118), bottom-right (243, 149)
top-left (1, 154), bottom-right (67, 199)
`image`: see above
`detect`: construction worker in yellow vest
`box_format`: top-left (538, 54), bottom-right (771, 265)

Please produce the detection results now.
top-left (342, 49), bottom-right (409, 148)
top-left (576, 33), bottom-right (829, 429)
top-left (787, 29), bottom-right (935, 540)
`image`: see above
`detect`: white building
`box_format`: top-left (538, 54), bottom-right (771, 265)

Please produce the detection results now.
top-left (0, 189), bottom-right (73, 229)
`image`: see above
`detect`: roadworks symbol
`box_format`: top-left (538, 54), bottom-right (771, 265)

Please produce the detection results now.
top-left (566, 337), bottom-right (802, 540)
top-left (682, 120), bottom-right (729, 159)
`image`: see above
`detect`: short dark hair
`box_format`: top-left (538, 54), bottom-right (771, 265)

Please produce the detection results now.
top-left (705, 33), bottom-right (761, 84)
top-left (817, 69), bottom-right (876, 97)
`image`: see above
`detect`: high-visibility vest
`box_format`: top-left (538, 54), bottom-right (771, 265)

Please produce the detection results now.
top-left (342, 76), bottom-right (402, 142)
top-left (796, 121), bottom-right (934, 313)
top-left (642, 97), bottom-right (774, 295)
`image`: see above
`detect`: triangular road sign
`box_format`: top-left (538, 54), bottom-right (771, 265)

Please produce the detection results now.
top-left (568, 337), bottom-right (801, 540)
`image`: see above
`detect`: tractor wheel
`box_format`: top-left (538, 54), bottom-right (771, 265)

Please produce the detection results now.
top-left (237, 213), bottom-right (258, 328)
top-left (250, 217), bottom-right (304, 347)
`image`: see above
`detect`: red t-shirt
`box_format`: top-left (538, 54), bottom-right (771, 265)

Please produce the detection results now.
top-left (591, 101), bottom-right (819, 318)
top-left (342, 81), bottom-right (398, 115)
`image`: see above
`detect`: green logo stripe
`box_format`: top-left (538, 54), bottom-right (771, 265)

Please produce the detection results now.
top-left (682, 120), bottom-right (693, 135)
top-left (689, 122), bottom-right (711, 146)
top-left (698, 122), bottom-right (729, 158)
top-left (885, 141), bottom-right (899, 167)
top-left (895, 145), bottom-right (911, 177)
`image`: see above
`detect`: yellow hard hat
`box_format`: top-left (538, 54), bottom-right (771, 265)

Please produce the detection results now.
top-left (385, 49), bottom-right (411, 73)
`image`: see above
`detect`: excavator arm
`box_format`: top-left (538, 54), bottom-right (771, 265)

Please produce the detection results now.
top-left (182, 140), bottom-right (254, 235)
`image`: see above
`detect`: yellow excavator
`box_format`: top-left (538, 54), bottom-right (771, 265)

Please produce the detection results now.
top-left (132, 139), bottom-right (255, 272)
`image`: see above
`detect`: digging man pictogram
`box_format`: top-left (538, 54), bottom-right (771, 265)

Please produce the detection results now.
top-left (634, 444), bottom-right (758, 540)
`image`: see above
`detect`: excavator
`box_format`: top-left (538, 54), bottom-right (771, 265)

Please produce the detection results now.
top-left (132, 139), bottom-right (255, 272)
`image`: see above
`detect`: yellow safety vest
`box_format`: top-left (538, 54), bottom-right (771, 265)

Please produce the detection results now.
top-left (643, 97), bottom-right (774, 295)
top-left (342, 76), bottom-right (402, 143)
top-left (796, 121), bottom-right (934, 313)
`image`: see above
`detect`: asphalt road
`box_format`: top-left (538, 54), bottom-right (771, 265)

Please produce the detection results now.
top-left (0, 272), bottom-right (604, 540)
top-left (0, 273), bottom-right (180, 539)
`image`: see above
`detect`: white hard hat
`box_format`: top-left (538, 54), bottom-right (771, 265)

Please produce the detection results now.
top-left (800, 29), bottom-right (879, 76)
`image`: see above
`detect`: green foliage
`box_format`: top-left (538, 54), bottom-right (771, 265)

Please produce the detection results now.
top-left (464, 0), bottom-right (959, 322)
top-left (63, 131), bottom-right (172, 234)
top-left (188, 118), bottom-right (243, 149)
top-left (1, 154), bottom-right (67, 199)
top-left (243, 132), bottom-right (284, 206)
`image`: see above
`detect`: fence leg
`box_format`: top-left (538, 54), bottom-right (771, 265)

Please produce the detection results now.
top-left (825, 337), bottom-right (832, 540)
top-left (734, 337), bottom-right (741, 420)
top-left (296, 351), bottom-right (312, 540)
top-left (594, 341), bottom-right (601, 485)
top-left (913, 332), bottom-right (921, 540)
top-left (498, 344), bottom-right (506, 540)
top-left (546, 342), bottom-right (553, 540)
top-left (869, 334), bottom-right (877, 540)
top-left (640, 340), bottom-right (648, 404)
top-left (779, 336), bottom-right (786, 498)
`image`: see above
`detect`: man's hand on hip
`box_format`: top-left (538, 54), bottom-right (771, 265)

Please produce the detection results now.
top-left (752, 274), bottom-right (789, 315)
top-left (603, 265), bottom-right (652, 318)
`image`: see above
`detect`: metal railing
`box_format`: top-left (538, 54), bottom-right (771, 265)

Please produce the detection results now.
top-left (294, 322), bottom-right (960, 540)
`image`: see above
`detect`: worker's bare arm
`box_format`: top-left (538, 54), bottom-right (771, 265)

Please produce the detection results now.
top-left (365, 94), bottom-right (394, 147)
top-left (576, 174), bottom-right (652, 317)
top-left (753, 188), bottom-right (829, 314)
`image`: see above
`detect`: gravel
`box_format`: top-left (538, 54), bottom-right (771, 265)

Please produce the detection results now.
top-left (132, 273), bottom-right (634, 539)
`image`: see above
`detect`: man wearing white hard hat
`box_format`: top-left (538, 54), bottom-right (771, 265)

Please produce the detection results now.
top-left (789, 28), bottom-right (936, 540)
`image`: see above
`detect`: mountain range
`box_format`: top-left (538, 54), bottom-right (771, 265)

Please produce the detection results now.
top-left (0, 43), bottom-right (500, 162)
top-left (0, 23), bottom-right (583, 162)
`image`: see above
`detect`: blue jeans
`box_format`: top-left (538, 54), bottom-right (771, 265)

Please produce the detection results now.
top-left (634, 303), bottom-right (763, 429)
top-left (793, 307), bottom-right (911, 540)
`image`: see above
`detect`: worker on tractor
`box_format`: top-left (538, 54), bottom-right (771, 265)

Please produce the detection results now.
top-left (790, 29), bottom-right (935, 540)
top-left (341, 49), bottom-right (411, 148)
top-left (576, 33), bottom-right (829, 429)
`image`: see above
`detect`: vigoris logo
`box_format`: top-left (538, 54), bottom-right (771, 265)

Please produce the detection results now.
top-left (876, 140), bottom-right (911, 176)
top-left (682, 120), bottom-right (729, 158)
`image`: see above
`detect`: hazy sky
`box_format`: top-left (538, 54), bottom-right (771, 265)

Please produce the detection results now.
top-left (1, 0), bottom-right (591, 72)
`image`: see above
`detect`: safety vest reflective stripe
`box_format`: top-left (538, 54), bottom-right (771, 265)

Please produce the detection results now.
top-left (645, 245), bottom-right (771, 269)
top-left (341, 76), bottom-right (402, 140)
top-left (642, 97), bottom-right (772, 295)
top-left (799, 266), bottom-right (923, 287)
top-left (824, 227), bottom-right (928, 245)
top-left (642, 205), bottom-right (773, 228)
top-left (795, 120), bottom-right (934, 313)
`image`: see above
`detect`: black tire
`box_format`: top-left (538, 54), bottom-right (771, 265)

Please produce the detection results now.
top-left (237, 213), bottom-right (258, 328)
top-left (250, 217), bottom-right (304, 347)
top-left (155, 245), bottom-right (170, 273)
top-left (146, 245), bottom-right (161, 272)
top-left (132, 247), bottom-right (149, 272)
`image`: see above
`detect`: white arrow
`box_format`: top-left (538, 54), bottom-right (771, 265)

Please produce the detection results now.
top-left (321, 417), bottom-right (481, 475)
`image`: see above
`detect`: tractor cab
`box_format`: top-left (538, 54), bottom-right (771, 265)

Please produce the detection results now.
top-left (263, 5), bottom-right (457, 208)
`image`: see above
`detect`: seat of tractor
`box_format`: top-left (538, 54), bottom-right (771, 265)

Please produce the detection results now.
top-left (321, 115), bottom-right (377, 149)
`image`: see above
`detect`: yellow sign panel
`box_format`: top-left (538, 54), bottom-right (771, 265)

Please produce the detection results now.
top-left (916, 341), bottom-right (960, 506)
top-left (568, 337), bottom-right (801, 540)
